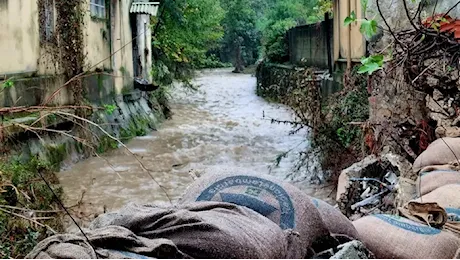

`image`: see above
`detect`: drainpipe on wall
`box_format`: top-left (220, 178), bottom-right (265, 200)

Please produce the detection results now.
top-left (347, 0), bottom-right (352, 70)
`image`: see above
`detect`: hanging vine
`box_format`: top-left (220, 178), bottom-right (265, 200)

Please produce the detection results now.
top-left (55, 0), bottom-right (86, 106)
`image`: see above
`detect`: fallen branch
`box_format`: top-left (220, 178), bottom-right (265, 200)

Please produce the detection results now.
top-left (54, 111), bottom-right (173, 204)
top-left (0, 105), bottom-right (98, 115)
top-left (0, 208), bottom-right (57, 233)
top-left (0, 205), bottom-right (62, 213)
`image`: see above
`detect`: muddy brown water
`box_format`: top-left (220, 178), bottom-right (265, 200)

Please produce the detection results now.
top-left (58, 68), bottom-right (334, 229)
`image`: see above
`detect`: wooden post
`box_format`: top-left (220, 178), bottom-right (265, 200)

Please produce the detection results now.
top-left (347, 0), bottom-right (352, 70)
top-left (325, 12), bottom-right (333, 74)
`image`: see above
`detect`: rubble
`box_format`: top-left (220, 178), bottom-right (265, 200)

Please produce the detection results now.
top-left (313, 240), bottom-right (375, 259)
top-left (336, 153), bottom-right (416, 219)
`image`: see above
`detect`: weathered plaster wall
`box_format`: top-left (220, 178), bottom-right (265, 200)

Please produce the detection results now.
top-left (111, 0), bottom-right (135, 94)
top-left (0, 0), bottom-right (40, 75)
top-left (1, 0), bottom-right (139, 107)
top-left (136, 14), bottom-right (152, 82)
top-left (84, 10), bottom-right (111, 70)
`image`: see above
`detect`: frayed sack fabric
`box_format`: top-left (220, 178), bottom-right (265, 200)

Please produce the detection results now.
top-left (353, 214), bottom-right (460, 259)
top-left (398, 202), bottom-right (448, 228)
top-left (413, 184), bottom-right (460, 236)
top-left (178, 172), bottom-right (330, 256)
top-left (413, 137), bottom-right (460, 172)
top-left (311, 198), bottom-right (359, 240)
top-left (28, 202), bottom-right (296, 259)
top-left (416, 165), bottom-right (460, 196)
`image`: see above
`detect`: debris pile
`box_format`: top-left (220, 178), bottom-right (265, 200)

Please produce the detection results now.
top-left (336, 153), bottom-right (415, 220)
top-left (367, 9), bottom-right (460, 160)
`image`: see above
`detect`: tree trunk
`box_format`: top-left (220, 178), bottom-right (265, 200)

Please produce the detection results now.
top-left (232, 38), bottom-right (244, 73)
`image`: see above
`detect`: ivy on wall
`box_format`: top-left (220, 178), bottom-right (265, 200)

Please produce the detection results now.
top-left (55, 0), bottom-right (86, 105)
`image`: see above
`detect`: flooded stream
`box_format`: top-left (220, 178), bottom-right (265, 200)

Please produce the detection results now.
top-left (59, 68), bottom-right (334, 227)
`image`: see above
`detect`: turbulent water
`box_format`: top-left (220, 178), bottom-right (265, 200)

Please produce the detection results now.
top-left (58, 68), bottom-right (334, 228)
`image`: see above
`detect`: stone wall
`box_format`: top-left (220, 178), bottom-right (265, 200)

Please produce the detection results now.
top-left (2, 88), bottom-right (166, 169)
top-left (256, 62), bottom-right (341, 102)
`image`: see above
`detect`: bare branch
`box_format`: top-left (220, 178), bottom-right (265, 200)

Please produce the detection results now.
top-left (54, 111), bottom-right (173, 204)
top-left (0, 208), bottom-right (57, 233)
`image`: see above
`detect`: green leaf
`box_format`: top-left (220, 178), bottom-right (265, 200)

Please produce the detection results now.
top-left (344, 11), bottom-right (357, 26)
top-left (2, 79), bottom-right (14, 89)
top-left (360, 19), bottom-right (378, 38)
top-left (361, 0), bottom-right (368, 13)
top-left (359, 54), bottom-right (384, 75)
top-left (103, 104), bottom-right (117, 115)
top-left (358, 63), bottom-right (382, 75)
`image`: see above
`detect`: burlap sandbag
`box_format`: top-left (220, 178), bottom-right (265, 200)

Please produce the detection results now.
top-left (353, 214), bottom-right (460, 259)
top-left (413, 137), bottom-right (460, 172)
top-left (414, 184), bottom-right (460, 208)
top-left (414, 184), bottom-right (460, 236)
top-left (311, 198), bottom-right (359, 239)
top-left (416, 165), bottom-right (460, 196)
top-left (178, 172), bottom-right (329, 256)
top-left (28, 202), bottom-right (296, 259)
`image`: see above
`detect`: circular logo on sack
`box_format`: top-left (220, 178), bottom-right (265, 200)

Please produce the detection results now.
top-left (196, 175), bottom-right (295, 229)
top-left (375, 214), bottom-right (441, 235)
top-left (446, 208), bottom-right (460, 222)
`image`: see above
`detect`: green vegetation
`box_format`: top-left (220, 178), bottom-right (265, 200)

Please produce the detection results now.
top-left (0, 157), bottom-right (64, 258)
top-left (103, 104), bottom-right (117, 115)
top-left (312, 68), bottom-right (369, 178)
top-left (1, 78), bottom-right (14, 89)
top-left (259, 0), bottom-right (321, 63)
top-left (151, 0), bottom-right (324, 77)
top-left (342, 0), bottom-right (385, 75)
top-left (219, 0), bottom-right (259, 72)
top-left (152, 0), bottom-right (225, 85)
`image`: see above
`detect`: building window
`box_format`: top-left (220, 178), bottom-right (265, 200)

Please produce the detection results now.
top-left (40, 0), bottom-right (55, 42)
top-left (90, 0), bottom-right (106, 19)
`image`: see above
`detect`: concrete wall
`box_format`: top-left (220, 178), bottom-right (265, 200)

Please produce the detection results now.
top-left (0, 0), bottom-right (40, 75)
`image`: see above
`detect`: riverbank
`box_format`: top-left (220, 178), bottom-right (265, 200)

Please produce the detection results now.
top-left (0, 89), bottom-right (168, 258)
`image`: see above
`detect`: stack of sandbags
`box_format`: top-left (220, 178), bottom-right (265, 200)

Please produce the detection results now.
top-left (353, 214), bottom-right (460, 259)
top-left (28, 201), bottom-right (297, 259)
top-left (311, 198), bottom-right (359, 240)
top-left (178, 172), bottom-right (331, 257)
top-left (410, 137), bottom-right (460, 235)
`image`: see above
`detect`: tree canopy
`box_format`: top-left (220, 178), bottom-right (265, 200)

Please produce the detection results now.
top-left (151, 0), bottom-right (323, 80)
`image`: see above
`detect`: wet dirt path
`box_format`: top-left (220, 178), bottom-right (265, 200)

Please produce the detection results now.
top-left (58, 68), bottom-right (334, 228)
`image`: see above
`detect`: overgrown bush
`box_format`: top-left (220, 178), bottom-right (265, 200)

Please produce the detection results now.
top-left (195, 54), bottom-right (232, 69)
top-left (313, 70), bottom-right (369, 178)
top-left (0, 157), bottom-right (63, 258)
top-left (257, 62), bottom-right (369, 182)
